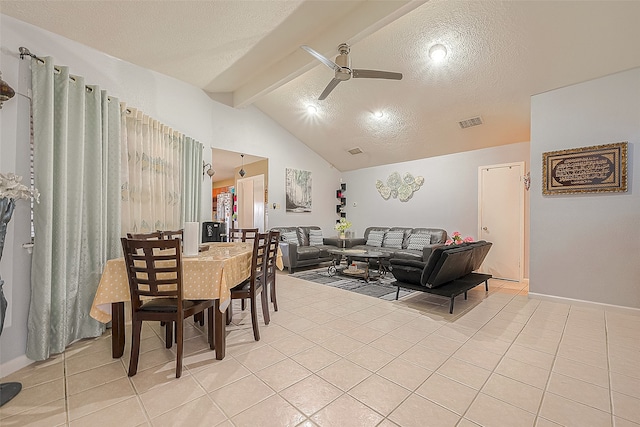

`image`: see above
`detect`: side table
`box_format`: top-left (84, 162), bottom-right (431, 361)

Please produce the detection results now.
top-left (325, 236), bottom-right (361, 249)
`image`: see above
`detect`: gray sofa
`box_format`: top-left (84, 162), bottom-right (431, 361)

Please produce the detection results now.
top-left (269, 226), bottom-right (338, 273)
top-left (348, 227), bottom-right (448, 264)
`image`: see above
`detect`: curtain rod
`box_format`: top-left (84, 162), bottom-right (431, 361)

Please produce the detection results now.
top-left (19, 47), bottom-right (44, 64)
top-left (18, 46), bottom-right (103, 93)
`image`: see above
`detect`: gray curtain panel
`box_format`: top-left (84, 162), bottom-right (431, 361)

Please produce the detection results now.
top-left (182, 136), bottom-right (202, 223)
top-left (27, 58), bottom-right (121, 360)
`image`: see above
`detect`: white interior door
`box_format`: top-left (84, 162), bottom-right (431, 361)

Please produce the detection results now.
top-left (478, 162), bottom-right (524, 281)
top-left (237, 175), bottom-right (265, 232)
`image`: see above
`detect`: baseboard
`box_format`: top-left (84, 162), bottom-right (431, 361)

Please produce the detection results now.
top-left (528, 292), bottom-right (640, 314)
top-left (0, 354), bottom-right (34, 378)
top-left (521, 278), bottom-right (529, 285)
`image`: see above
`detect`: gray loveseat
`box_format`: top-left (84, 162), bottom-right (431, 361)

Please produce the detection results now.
top-left (269, 226), bottom-right (338, 273)
top-left (348, 227), bottom-right (448, 264)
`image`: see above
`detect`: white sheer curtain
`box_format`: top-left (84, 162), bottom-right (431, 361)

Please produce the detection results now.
top-left (120, 106), bottom-right (201, 234)
top-left (28, 58), bottom-right (121, 360)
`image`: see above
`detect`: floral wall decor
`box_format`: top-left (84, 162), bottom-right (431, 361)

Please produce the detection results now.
top-left (376, 172), bottom-right (424, 202)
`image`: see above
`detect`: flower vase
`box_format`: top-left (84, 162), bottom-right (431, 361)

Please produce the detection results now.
top-left (339, 231), bottom-right (345, 239)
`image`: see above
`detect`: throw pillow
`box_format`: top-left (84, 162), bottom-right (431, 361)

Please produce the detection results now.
top-left (366, 230), bottom-right (385, 247)
top-left (281, 230), bottom-right (299, 245)
top-left (309, 229), bottom-right (324, 246)
top-left (407, 232), bottom-right (432, 250)
top-left (383, 230), bottom-right (404, 249)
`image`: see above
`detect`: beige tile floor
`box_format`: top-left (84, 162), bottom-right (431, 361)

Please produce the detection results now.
top-left (2, 271), bottom-right (640, 427)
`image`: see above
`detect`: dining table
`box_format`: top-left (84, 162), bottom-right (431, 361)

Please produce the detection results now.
top-left (90, 241), bottom-right (255, 361)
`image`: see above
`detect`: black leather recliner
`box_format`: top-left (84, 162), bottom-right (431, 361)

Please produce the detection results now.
top-left (390, 241), bottom-right (493, 313)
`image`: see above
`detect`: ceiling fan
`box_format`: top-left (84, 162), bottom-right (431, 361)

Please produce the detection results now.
top-left (301, 43), bottom-right (403, 100)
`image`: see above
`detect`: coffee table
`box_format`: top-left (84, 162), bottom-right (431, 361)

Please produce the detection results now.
top-left (327, 248), bottom-right (391, 282)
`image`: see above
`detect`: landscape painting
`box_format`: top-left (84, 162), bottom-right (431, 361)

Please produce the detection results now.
top-left (285, 168), bottom-right (312, 213)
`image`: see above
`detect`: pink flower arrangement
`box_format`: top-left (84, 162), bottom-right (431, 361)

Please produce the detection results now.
top-left (445, 231), bottom-right (474, 245)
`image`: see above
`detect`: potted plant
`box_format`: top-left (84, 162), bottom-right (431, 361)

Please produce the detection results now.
top-left (334, 218), bottom-right (352, 239)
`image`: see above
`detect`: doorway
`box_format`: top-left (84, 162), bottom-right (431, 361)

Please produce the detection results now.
top-left (478, 162), bottom-right (525, 281)
top-left (237, 175), bottom-right (265, 232)
top-left (210, 148), bottom-right (268, 231)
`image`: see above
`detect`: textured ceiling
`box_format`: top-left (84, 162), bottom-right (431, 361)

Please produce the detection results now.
top-left (3, 1), bottom-right (640, 171)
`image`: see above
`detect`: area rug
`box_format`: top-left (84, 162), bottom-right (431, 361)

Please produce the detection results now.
top-left (290, 265), bottom-right (415, 301)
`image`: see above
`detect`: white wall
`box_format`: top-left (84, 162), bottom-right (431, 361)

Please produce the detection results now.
top-left (0, 14), bottom-right (339, 373)
top-left (342, 141), bottom-right (530, 275)
top-left (530, 68), bottom-right (640, 309)
top-left (203, 102), bottom-right (341, 232)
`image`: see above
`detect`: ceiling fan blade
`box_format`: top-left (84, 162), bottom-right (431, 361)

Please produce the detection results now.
top-left (318, 78), bottom-right (341, 100)
top-left (352, 69), bottom-right (403, 80)
top-left (301, 45), bottom-right (341, 72)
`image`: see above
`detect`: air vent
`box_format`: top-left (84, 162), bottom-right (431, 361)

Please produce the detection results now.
top-left (347, 147), bottom-right (363, 155)
top-left (458, 116), bottom-right (483, 129)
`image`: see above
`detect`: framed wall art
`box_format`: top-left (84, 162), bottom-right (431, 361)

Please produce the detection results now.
top-left (542, 142), bottom-right (628, 195)
top-left (285, 168), bottom-right (312, 212)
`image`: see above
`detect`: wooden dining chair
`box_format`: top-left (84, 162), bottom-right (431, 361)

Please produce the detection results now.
top-left (126, 231), bottom-right (163, 240)
top-left (227, 228), bottom-right (258, 242)
top-left (264, 230), bottom-right (280, 312)
top-left (161, 229), bottom-right (184, 240)
top-left (226, 232), bottom-right (270, 341)
top-left (227, 227), bottom-right (259, 310)
top-left (228, 228), bottom-right (258, 242)
top-left (127, 231), bottom-right (181, 331)
top-left (120, 237), bottom-right (215, 378)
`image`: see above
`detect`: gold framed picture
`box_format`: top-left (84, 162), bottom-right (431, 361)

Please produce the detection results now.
top-left (542, 142), bottom-right (628, 195)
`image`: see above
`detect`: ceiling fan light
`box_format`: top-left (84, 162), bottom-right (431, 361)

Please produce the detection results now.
top-left (306, 105), bottom-right (318, 114)
top-left (429, 44), bottom-right (447, 62)
top-left (373, 111), bottom-right (384, 119)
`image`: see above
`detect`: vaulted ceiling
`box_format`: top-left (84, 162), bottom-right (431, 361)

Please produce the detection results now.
top-left (3, 1), bottom-right (640, 171)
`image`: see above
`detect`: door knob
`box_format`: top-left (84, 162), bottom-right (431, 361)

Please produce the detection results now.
top-left (482, 227), bottom-right (488, 231)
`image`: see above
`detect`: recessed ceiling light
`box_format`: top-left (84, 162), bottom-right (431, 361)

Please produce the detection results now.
top-left (373, 111), bottom-right (384, 119)
top-left (306, 105), bottom-right (318, 114)
top-left (429, 44), bottom-right (447, 62)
